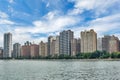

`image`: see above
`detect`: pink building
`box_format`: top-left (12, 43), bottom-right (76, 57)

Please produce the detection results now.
top-left (30, 44), bottom-right (39, 58)
top-left (21, 45), bottom-right (31, 58)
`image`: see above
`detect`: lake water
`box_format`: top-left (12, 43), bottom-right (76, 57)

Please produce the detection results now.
top-left (0, 60), bottom-right (120, 80)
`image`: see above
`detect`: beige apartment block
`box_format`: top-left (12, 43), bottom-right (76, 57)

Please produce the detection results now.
top-left (81, 29), bottom-right (97, 53)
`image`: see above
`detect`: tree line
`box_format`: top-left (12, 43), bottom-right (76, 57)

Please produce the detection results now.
top-left (1, 51), bottom-right (120, 59)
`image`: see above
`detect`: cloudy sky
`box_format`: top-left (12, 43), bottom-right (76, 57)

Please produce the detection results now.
top-left (0, 0), bottom-right (120, 46)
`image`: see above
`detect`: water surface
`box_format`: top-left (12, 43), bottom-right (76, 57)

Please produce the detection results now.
top-left (0, 60), bottom-right (120, 80)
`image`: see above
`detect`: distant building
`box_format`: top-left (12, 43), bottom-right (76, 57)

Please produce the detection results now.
top-left (102, 35), bottom-right (119, 53)
top-left (59, 30), bottom-right (74, 55)
top-left (39, 41), bottom-right (48, 57)
top-left (47, 36), bottom-right (57, 56)
top-left (0, 47), bottom-right (3, 58)
top-left (45, 42), bottom-right (48, 57)
top-left (102, 35), bottom-right (110, 52)
top-left (30, 44), bottom-right (39, 58)
top-left (71, 38), bottom-right (81, 56)
top-left (81, 29), bottom-right (97, 53)
top-left (109, 36), bottom-right (119, 53)
top-left (55, 36), bottom-right (60, 56)
top-left (21, 41), bottom-right (31, 58)
top-left (3, 32), bottom-right (12, 58)
top-left (97, 38), bottom-right (102, 51)
top-left (71, 38), bottom-right (77, 56)
top-left (76, 38), bottom-right (81, 54)
top-left (12, 43), bottom-right (21, 58)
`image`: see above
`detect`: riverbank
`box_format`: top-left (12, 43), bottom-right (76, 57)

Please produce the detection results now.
top-left (0, 58), bottom-right (120, 61)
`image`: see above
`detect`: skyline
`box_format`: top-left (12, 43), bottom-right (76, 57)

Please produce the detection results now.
top-left (0, 0), bottom-right (120, 46)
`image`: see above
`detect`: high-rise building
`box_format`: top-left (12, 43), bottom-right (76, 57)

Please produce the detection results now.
top-left (97, 38), bottom-right (102, 51)
top-left (81, 29), bottom-right (97, 53)
top-left (102, 35), bottom-right (110, 52)
top-left (39, 41), bottom-right (48, 57)
top-left (44, 42), bottom-right (48, 57)
top-left (102, 35), bottom-right (119, 53)
top-left (109, 36), bottom-right (119, 53)
top-left (71, 38), bottom-right (77, 56)
top-left (21, 41), bottom-right (31, 58)
top-left (3, 32), bottom-right (12, 58)
top-left (47, 36), bottom-right (56, 56)
top-left (30, 44), bottom-right (39, 58)
top-left (0, 47), bottom-right (3, 58)
top-left (12, 43), bottom-right (21, 58)
top-left (76, 38), bottom-right (81, 54)
top-left (59, 30), bottom-right (74, 55)
top-left (71, 38), bottom-right (81, 56)
top-left (55, 36), bottom-right (60, 56)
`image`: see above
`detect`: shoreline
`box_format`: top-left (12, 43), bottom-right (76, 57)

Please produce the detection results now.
top-left (0, 58), bottom-right (120, 61)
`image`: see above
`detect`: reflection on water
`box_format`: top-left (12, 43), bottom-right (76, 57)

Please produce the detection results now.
top-left (0, 60), bottom-right (120, 80)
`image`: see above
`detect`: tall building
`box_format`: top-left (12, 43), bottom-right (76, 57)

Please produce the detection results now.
top-left (39, 41), bottom-right (48, 57)
top-left (55, 36), bottom-right (60, 56)
top-left (12, 43), bottom-right (21, 58)
top-left (97, 38), bottom-right (102, 51)
top-left (109, 36), bottom-right (119, 53)
top-left (45, 42), bottom-right (48, 57)
top-left (30, 44), bottom-right (39, 58)
top-left (102, 35), bottom-right (110, 52)
top-left (76, 38), bottom-right (81, 54)
top-left (21, 41), bottom-right (31, 58)
top-left (59, 30), bottom-right (74, 55)
top-left (71, 38), bottom-right (81, 56)
top-left (102, 35), bottom-right (119, 53)
top-left (81, 29), bottom-right (97, 53)
top-left (0, 47), bottom-right (3, 58)
top-left (71, 38), bottom-right (77, 56)
top-left (47, 36), bottom-right (56, 56)
top-left (3, 32), bottom-right (12, 58)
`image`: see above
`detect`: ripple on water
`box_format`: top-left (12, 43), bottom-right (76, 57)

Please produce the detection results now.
top-left (0, 60), bottom-right (120, 80)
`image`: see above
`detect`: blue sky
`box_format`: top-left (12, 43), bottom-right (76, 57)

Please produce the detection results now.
top-left (0, 0), bottom-right (120, 46)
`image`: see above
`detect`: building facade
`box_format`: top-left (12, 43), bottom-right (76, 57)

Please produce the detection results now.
top-left (47, 36), bottom-right (56, 56)
top-left (3, 32), bottom-right (12, 58)
top-left (21, 41), bottom-right (31, 58)
top-left (12, 43), bottom-right (21, 58)
top-left (30, 44), bottom-right (39, 58)
top-left (102, 35), bottom-right (119, 53)
top-left (59, 30), bottom-right (74, 55)
top-left (55, 36), bottom-right (60, 56)
top-left (71, 38), bottom-right (81, 56)
top-left (81, 29), bottom-right (97, 53)
top-left (109, 36), bottom-right (119, 53)
top-left (76, 38), bottom-right (81, 54)
top-left (102, 35), bottom-right (110, 52)
top-left (39, 41), bottom-right (48, 57)
top-left (44, 42), bottom-right (48, 57)
top-left (0, 47), bottom-right (3, 58)
top-left (97, 38), bottom-right (102, 51)
top-left (71, 38), bottom-right (77, 56)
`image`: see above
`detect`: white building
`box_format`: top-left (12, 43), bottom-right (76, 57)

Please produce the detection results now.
top-left (3, 32), bottom-right (12, 58)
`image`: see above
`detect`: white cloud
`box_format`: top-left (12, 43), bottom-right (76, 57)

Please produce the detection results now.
top-left (0, 12), bottom-right (9, 19)
top-left (14, 11), bottom-right (80, 34)
top-left (72, 13), bottom-right (120, 38)
top-left (10, 11), bottom-right (81, 46)
top-left (46, 2), bottom-right (50, 7)
top-left (0, 19), bottom-right (14, 25)
top-left (0, 0), bottom-right (120, 47)
top-left (0, 11), bottom-right (14, 25)
top-left (68, 0), bottom-right (120, 16)
top-left (88, 14), bottom-right (120, 33)
top-left (8, 0), bottom-right (14, 4)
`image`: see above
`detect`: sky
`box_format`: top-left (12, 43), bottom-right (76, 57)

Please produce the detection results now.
top-left (0, 0), bottom-right (120, 46)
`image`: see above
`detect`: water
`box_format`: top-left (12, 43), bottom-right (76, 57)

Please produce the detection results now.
top-left (0, 60), bottom-right (120, 80)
